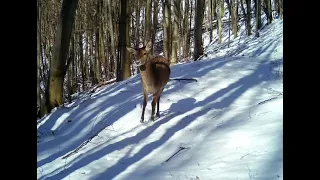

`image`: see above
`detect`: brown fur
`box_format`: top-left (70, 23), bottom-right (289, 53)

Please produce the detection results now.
top-left (127, 42), bottom-right (171, 122)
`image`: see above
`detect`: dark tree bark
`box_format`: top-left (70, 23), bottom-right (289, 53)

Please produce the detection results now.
top-left (193, 0), bottom-right (205, 61)
top-left (255, 0), bottom-right (261, 37)
top-left (118, 0), bottom-right (131, 81)
top-left (144, 0), bottom-right (151, 45)
top-left (152, 0), bottom-right (158, 54)
top-left (46, 0), bottom-right (79, 112)
top-left (171, 0), bottom-right (180, 64)
top-left (37, 0), bottom-right (42, 117)
top-left (182, 0), bottom-right (190, 59)
top-left (163, 0), bottom-right (172, 61)
top-left (217, 0), bottom-right (224, 43)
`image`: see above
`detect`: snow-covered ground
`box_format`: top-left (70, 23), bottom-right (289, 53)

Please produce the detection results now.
top-left (37, 14), bottom-right (283, 180)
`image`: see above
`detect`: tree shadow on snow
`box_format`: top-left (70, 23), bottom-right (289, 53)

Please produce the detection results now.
top-left (135, 58), bottom-right (283, 179)
top-left (38, 55), bottom-right (282, 180)
top-left (37, 56), bottom-right (231, 179)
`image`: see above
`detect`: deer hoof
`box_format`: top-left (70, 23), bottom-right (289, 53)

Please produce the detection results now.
top-left (140, 118), bottom-right (144, 123)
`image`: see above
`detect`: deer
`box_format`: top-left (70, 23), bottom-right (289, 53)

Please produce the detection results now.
top-left (127, 41), bottom-right (171, 123)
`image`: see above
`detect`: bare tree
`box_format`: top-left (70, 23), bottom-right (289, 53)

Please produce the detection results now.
top-left (106, 0), bottom-right (117, 79)
top-left (209, 0), bottom-right (215, 42)
top-left (246, 0), bottom-right (252, 35)
top-left (46, 0), bottom-right (79, 112)
top-left (135, 0), bottom-right (141, 48)
top-left (144, 0), bottom-right (152, 45)
top-left (193, 0), bottom-right (205, 60)
top-left (231, 0), bottom-right (238, 38)
top-left (118, 0), bottom-right (131, 80)
top-left (279, 0), bottom-right (283, 19)
top-left (163, 0), bottom-right (172, 62)
top-left (217, 0), bottom-right (224, 43)
top-left (182, 0), bottom-right (190, 59)
top-left (151, 0), bottom-right (159, 54)
top-left (94, 0), bottom-right (102, 84)
top-left (37, 0), bottom-right (42, 117)
top-left (171, 0), bottom-right (180, 64)
top-left (263, 0), bottom-right (272, 24)
top-left (240, 0), bottom-right (252, 35)
top-left (98, 0), bottom-right (106, 81)
top-left (255, 0), bottom-right (261, 37)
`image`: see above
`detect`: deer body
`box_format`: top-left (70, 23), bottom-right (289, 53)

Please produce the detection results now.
top-left (127, 42), bottom-right (171, 122)
top-left (140, 56), bottom-right (170, 93)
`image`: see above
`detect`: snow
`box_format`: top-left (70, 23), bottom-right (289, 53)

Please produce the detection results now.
top-left (37, 14), bottom-right (283, 180)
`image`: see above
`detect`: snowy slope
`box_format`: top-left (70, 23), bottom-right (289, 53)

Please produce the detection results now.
top-left (37, 17), bottom-right (283, 180)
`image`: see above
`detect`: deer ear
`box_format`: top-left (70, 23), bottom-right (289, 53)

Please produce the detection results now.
top-left (145, 41), bottom-right (152, 52)
top-left (126, 47), bottom-right (137, 55)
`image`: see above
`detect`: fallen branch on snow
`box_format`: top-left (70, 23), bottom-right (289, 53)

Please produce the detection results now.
top-left (164, 146), bottom-right (190, 163)
top-left (258, 93), bottom-right (283, 105)
top-left (169, 78), bottom-right (198, 82)
top-left (61, 124), bottom-right (111, 159)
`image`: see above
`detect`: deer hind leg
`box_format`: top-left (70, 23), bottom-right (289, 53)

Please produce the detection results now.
top-left (141, 88), bottom-right (148, 123)
top-left (151, 88), bottom-right (164, 121)
top-left (151, 94), bottom-right (157, 121)
top-left (156, 88), bottom-right (164, 118)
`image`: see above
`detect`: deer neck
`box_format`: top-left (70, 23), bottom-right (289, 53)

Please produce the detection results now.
top-left (139, 54), bottom-right (153, 72)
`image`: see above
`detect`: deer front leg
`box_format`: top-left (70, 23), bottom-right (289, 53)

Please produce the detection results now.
top-left (141, 88), bottom-right (148, 123)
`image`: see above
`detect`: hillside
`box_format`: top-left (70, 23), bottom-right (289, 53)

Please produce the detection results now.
top-left (37, 15), bottom-right (283, 180)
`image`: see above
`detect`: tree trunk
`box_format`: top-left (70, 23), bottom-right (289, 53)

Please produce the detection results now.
top-left (266, 0), bottom-right (272, 24)
top-left (231, 0), bottom-right (238, 38)
top-left (68, 35), bottom-right (75, 102)
top-left (78, 30), bottom-right (85, 91)
top-left (144, 0), bottom-right (151, 45)
top-left (246, 0), bottom-right (252, 35)
top-left (72, 31), bottom-right (77, 92)
top-left (46, 0), bottom-right (79, 112)
top-left (163, 0), bottom-right (172, 62)
top-left (239, 0), bottom-right (247, 27)
top-left (274, 0), bottom-right (279, 16)
top-left (255, 0), bottom-right (261, 36)
top-left (279, 0), bottom-right (283, 19)
top-left (263, 0), bottom-right (272, 24)
top-left (171, 0), bottom-right (180, 64)
top-left (98, 0), bottom-right (106, 81)
top-left (67, 59), bottom-right (73, 103)
top-left (209, 0), bottom-right (213, 42)
top-left (118, 0), bottom-right (131, 81)
top-left (253, 0), bottom-right (256, 16)
top-left (152, 0), bottom-right (158, 54)
top-left (189, 0), bottom-right (192, 55)
top-left (217, 0), bottom-right (224, 44)
top-left (182, 0), bottom-right (190, 59)
top-left (107, 0), bottom-right (116, 79)
top-left (94, 1), bottom-right (101, 84)
top-left (213, 0), bottom-right (217, 20)
top-left (135, 0), bottom-right (140, 48)
top-left (90, 31), bottom-right (95, 83)
top-left (228, 4), bottom-right (230, 48)
top-left (225, 0), bottom-right (232, 31)
top-left (37, 0), bottom-right (42, 117)
top-left (193, 0), bottom-right (205, 61)
top-left (85, 31), bottom-right (90, 82)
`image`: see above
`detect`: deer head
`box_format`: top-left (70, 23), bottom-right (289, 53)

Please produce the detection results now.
top-left (126, 41), bottom-right (152, 67)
